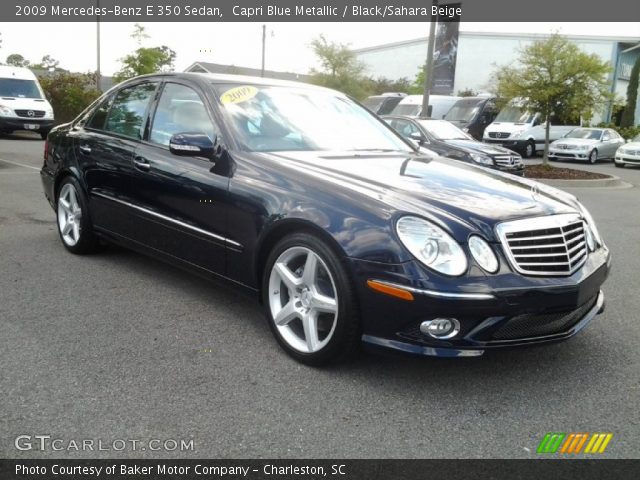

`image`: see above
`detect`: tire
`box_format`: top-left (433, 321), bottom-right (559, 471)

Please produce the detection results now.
top-left (588, 149), bottom-right (598, 164)
top-left (523, 140), bottom-right (535, 158)
top-left (56, 176), bottom-right (101, 254)
top-left (262, 232), bottom-right (360, 366)
top-left (615, 161), bottom-right (625, 168)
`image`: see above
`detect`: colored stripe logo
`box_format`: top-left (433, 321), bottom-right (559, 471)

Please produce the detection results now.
top-left (537, 433), bottom-right (613, 454)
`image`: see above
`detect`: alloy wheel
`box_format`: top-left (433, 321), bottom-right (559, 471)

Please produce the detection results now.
top-left (268, 246), bottom-right (339, 353)
top-left (57, 183), bottom-right (82, 246)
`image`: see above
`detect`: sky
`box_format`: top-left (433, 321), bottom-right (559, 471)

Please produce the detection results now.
top-left (0, 22), bottom-right (638, 77)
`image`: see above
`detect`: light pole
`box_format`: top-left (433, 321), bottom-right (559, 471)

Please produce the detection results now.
top-left (261, 24), bottom-right (266, 77)
top-left (96, 0), bottom-right (101, 90)
top-left (421, 0), bottom-right (438, 118)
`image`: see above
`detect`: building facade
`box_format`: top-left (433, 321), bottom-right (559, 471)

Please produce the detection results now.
top-left (354, 32), bottom-right (640, 124)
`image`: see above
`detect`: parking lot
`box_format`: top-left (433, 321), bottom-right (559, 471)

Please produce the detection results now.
top-left (1, 132), bottom-right (639, 459)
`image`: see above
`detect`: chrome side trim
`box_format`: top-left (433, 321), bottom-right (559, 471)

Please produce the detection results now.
top-left (92, 191), bottom-right (243, 249)
top-left (369, 279), bottom-right (495, 300)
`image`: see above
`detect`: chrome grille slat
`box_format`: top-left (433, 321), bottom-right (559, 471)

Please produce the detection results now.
top-left (496, 214), bottom-right (588, 276)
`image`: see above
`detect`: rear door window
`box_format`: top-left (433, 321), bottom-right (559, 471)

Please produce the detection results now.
top-left (104, 83), bottom-right (158, 139)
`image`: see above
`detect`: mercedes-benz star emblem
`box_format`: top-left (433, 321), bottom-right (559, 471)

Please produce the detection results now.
top-left (27, 110), bottom-right (34, 117)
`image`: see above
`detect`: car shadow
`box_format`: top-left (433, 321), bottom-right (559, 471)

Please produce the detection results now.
top-left (0, 131), bottom-right (44, 141)
top-left (88, 243), bottom-right (613, 399)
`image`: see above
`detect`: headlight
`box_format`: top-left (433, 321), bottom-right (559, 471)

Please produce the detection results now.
top-left (511, 130), bottom-right (524, 139)
top-left (45, 109), bottom-right (54, 119)
top-left (578, 145), bottom-right (590, 150)
top-left (396, 216), bottom-right (468, 276)
top-left (468, 236), bottom-right (499, 273)
top-left (470, 153), bottom-right (493, 165)
top-left (0, 105), bottom-right (15, 116)
top-left (576, 202), bottom-right (602, 248)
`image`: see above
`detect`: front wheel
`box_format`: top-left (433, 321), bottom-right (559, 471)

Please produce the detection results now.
top-left (263, 233), bottom-right (360, 366)
top-left (523, 140), bottom-right (535, 158)
top-left (588, 149), bottom-right (598, 164)
top-left (56, 176), bottom-right (101, 254)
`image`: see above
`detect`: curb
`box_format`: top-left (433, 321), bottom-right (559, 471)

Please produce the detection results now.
top-left (530, 174), bottom-right (632, 189)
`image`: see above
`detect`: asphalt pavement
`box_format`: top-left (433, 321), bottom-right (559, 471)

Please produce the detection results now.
top-left (1, 132), bottom-right (639, 459)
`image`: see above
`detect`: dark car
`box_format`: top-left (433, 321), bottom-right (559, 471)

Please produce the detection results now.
top-left (362, 93), bottom-right (405, 115)
top-left (41, 73), bottom-right (610, 365)
top-left (444, 96), bottom-right (497, 140)
top-left (383, 115), bottom-right (524, 176)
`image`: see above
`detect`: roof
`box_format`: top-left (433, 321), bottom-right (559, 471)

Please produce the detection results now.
top-left (0, 65), bottom-right (38, 80)
top-left (184, 61), bottom-right (311, 82)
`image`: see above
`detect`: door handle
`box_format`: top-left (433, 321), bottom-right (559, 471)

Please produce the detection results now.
top-left (79, 144), bottom-right (91, 155)
top-left (133, 156), bottom-right (151, 171)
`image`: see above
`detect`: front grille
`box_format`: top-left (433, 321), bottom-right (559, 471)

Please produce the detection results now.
top-left (497, 214), bottom-right (588, 276)
top-left (555, 144), bottom-right (576, 150)
top-left (494, 155), bottom-right (522, 167)
top-left (14, 109), bottom-right (45, 118)
top-left (491, 295), bottom-right (598, 340)
top-left (488, 132), bottom-right (510, 139)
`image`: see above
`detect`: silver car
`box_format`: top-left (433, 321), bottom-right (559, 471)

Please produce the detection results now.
top-left (549, 128), bottom-right (626, 164)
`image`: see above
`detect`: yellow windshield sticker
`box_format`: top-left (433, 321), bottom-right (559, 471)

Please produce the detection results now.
top-left (220, 86), bottom-right (258, 105)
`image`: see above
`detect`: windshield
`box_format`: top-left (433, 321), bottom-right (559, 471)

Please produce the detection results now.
top-left (565, 128), bottom-right (602, 140)
top-left (362, 96), bottom-right (386, 112)
top-left (392, 104), bottom-right (422, 116)
top-left (418, 120), bottom-right (471, 140)
top-left (445, 99), bottom-right (483, 122)
top-left (0, 78), bottom-right (42, 99)
top-left (213, 84), bottom-right (413, 153)
top-left (495, 106), bottom-right (535, 123)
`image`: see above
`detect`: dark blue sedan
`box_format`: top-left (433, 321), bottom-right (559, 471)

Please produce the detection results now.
top-left (40, 73), bottom-right (610, 365)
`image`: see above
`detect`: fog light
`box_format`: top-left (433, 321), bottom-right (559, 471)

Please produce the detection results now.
top-left (420, 318), bottom-right (460, 339)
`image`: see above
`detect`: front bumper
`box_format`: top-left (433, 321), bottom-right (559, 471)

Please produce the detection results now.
top-left (0, 116), bottom-right (53, 133)
top-left (615, 152), bottom-right (640, 165)
top-left (351, 246), bottom-right (611, 357)
top-left (483, 138), bottom-right (529, 154)
top-left (548, 148), bottom-right (590, 160)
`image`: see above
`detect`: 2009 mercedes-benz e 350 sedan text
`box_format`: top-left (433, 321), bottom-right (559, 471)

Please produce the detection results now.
top-left (41, 73), bottom-right (610, 365)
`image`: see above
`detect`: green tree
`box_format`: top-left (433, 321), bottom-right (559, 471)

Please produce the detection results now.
top-left (493, 34), bottom-right (612, 164)
top-left (620, 57), bottom-right (640, 128)
top-left (6, 53), bottom-right (29, 67)
top-left (308, 35), bottom-right (369, 99)
top-left (364, 76), bottom-right (413, 95)
top-left (32, 55), bottom-right (61, 71)
top-left (39, 71), bottom-right (101, 124)
top-left (457, 88), bottom-right (478, 97)
top-left (114, 24), bottom-right (176, 83)
top-left (410, 67), bottom-right (427, 94)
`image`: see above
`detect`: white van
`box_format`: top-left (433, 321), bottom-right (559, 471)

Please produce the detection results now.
top-left (483, 101), bottom-right (578, 158)
top-left (390, 94), bottom-right (461, 120)
top-left (0, 65), bottom-right (54, 139)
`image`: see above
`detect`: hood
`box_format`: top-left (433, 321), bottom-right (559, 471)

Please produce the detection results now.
top-left (484, 123), bottom-right (531, 135)
top-left (621, 142), bottom-right (640, 149)
top-left (444, 139), bottom-right (517, 156)
top-left (0, 97), bottom-right (52, 110)
top-left (552, 138), bottom-right (599, 146)
top-left (262, 151), bottom-right (577, 241)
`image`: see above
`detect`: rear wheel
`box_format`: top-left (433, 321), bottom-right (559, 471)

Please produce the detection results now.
top-left (56, 176), bottom-right (101, 254)
top-left (263, 233), bottom-right (360, 366)
top-left (588, 149), bottom-right (598, 164)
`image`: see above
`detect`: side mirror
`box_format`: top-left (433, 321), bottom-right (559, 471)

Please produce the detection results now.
top-left (409, 132), bottom-right (426, 144)
top-left (169, 132), bottom-right (216, 159)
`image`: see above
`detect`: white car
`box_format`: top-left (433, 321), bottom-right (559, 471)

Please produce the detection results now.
top-left (548, 128), bottom-right (625, 164)
top-left (615, 134), bottom-right (640, 168)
